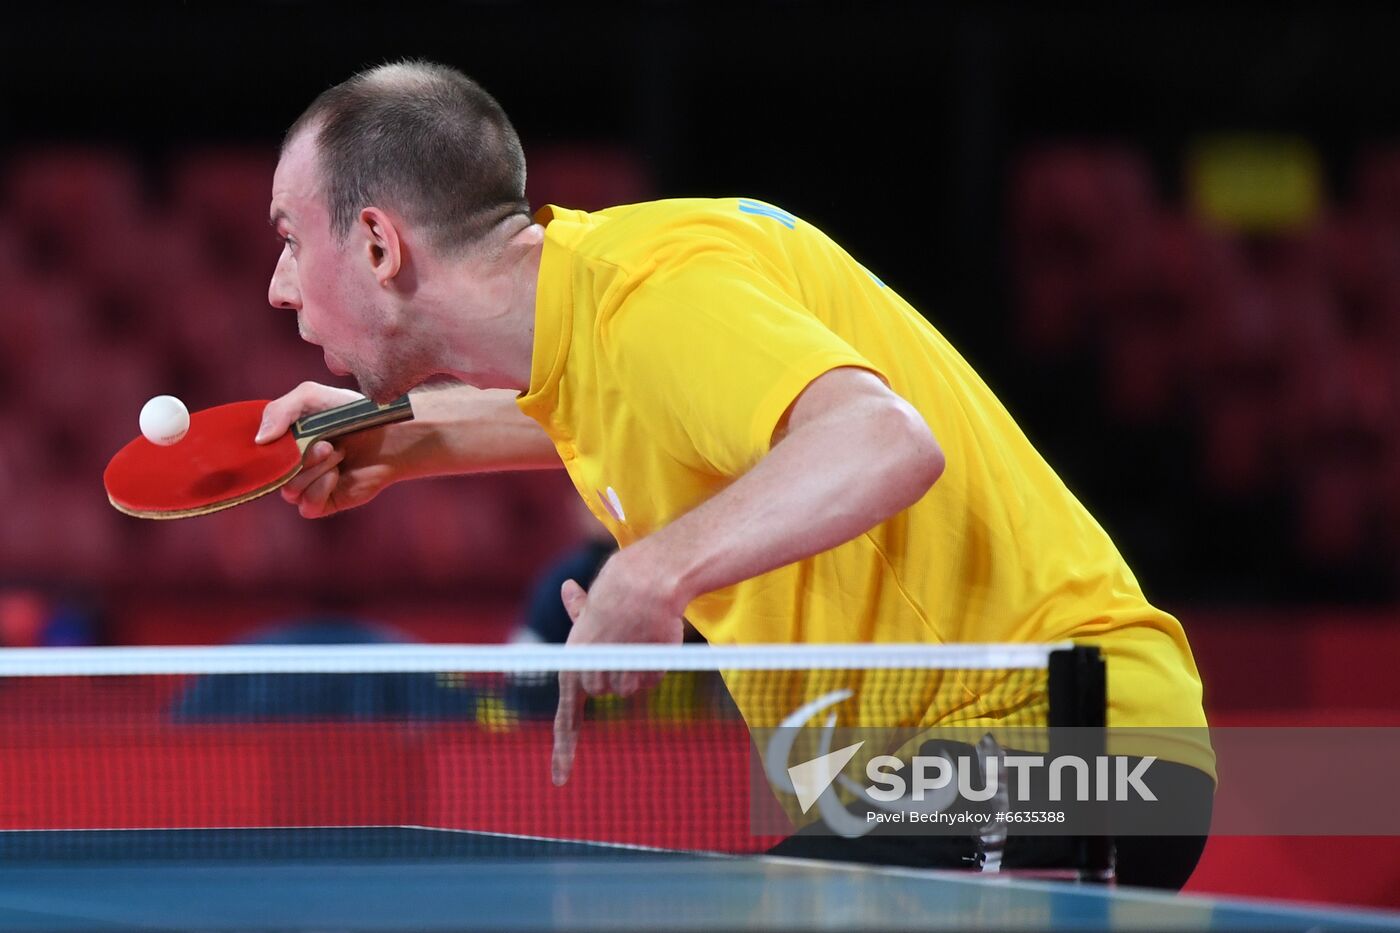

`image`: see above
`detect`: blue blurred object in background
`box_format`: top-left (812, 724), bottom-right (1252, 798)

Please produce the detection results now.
top-left (170, 619), bottom-right (479, 722)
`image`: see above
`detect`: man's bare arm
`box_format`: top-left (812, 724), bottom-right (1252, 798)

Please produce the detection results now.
top-left (666, 367), bottom-right (942, 602)
top-left (550, 366), bottom-right (944, 783)
top-left (259, 381), bottom-right (561, 518)
top-left (390, 384), bottom-right (563, 478)
top-left (571, 366), bottom-right (943, 633)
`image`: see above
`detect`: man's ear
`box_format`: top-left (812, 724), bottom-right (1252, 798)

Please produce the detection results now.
top-left (359, 207), bottom-right (403, 285)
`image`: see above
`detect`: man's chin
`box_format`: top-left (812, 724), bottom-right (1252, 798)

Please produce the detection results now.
top-left (352, 371), bottom-right (422, 406)
top-left (322, 349), bottom-right (352, 378)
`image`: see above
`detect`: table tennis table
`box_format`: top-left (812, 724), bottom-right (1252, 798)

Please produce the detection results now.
top-left (0, 827), bottom-right (1397, 932)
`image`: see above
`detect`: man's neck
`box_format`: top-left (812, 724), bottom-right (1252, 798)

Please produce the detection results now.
top-left (436, 225), bottom-right (544, 392)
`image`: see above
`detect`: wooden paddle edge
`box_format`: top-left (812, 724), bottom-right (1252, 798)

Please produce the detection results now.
top-left (106, 462), bottom-right (304, 520)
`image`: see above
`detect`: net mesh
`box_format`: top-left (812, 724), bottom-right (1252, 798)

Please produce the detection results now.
top-left (0, 644), bottom-right (1076, 861)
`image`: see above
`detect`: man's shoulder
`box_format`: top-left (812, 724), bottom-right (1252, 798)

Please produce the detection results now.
top-left (594, 196), bottom-right (781, 220)
top-left (549, 197), bottom-right (798, 279)
top-left (580, 196), bottom-right (786, 245)
top-left (602, 196), bottom-right (802, 229)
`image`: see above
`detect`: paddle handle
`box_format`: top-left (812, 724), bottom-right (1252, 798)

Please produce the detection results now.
top-left (291, 395), bottom-right (414, 444)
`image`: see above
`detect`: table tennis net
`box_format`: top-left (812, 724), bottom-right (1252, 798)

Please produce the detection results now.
top-left (0, 643), bottom-right (1100, 862)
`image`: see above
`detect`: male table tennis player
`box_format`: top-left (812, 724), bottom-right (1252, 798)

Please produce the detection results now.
top-left (258, 61), bottom-right (1213, 888)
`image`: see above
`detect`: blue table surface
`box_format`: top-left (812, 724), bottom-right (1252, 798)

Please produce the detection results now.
top-left (0, 827), bottom-right (1396, 932)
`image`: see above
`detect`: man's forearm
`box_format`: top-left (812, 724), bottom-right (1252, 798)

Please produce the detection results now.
top-left (393, 385), bottom-right (562, 478)
top-left (629, 391), bottom-right (944, 614)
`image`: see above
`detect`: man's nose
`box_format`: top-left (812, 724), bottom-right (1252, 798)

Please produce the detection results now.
top-left (268, 253), bottom-right (300, 311)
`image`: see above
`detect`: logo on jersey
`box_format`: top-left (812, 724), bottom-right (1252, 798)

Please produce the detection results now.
top-left (596, 486), bottom-right (626, 523)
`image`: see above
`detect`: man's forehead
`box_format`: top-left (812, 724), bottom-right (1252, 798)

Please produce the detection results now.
top-left (270, 132), bottom-right (319, 223)
top-left (278, 129), bottom-right (318, 175)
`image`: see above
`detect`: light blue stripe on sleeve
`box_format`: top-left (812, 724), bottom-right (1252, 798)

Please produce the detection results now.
top-left (737, 199), bottom-right (797, 229)
top-left (737, 198), bottom-right (796, 221)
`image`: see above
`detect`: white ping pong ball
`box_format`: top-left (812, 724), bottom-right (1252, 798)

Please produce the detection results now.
top-left (139, 395), bottom-right (190, 446)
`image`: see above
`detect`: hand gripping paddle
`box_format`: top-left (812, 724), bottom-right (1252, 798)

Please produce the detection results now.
top-left (104, 395), bottom-right (414, 519)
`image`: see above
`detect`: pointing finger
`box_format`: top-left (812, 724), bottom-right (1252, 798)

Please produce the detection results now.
top-left (552, 671), bottom-right (586, 786)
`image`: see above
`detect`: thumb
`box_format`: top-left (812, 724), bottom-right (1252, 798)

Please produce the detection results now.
top-left (560, 579), bottom-right (587, 624)
top-left (255, 400), bottom-right (296, 445)
top-left (257, 384), bottom-right (364, 444)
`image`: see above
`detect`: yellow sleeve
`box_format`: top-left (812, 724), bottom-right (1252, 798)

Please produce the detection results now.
top-left (602, 249), bottom-right (885, 477)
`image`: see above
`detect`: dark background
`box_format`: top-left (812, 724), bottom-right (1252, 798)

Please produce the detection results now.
top-left (3, 0), bottom-right (1399, 620)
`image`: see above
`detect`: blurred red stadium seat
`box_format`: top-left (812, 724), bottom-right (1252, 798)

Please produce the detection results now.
top-left (1193, 283), bottom-right (1336, 496)
top-left (135, 497), bottom-right (318, 589)
top-left (331, 479), bottom-right (523, 591)
top-left (157, 273), bottom-right (325, 401)
top-left (5, 276), bottom-right (98, 374)
top-left (1190, 289), bottom-right (1292, 496)
top-left (0, 482), bottom-right (124, 584)
top-left (1293, 461), bottom-right (1378, 567)
top-left (1354, 146), bottom-right (1400, 229)
top-left (1242, 228), bottom-right (1328, 296)
top-left (169, 148), bottom-right (280, 281)
top-left (3, 148), bottom-right (150, 284)
top-left (1277, 331), bottom-right (1394, 567)
top-left (71, 342), bottom-right (174, 470)
top-left (4, 289), bottom-right (176, 488)
top-left (1010, 145), bottom-right (1159, 355)
top-left (1094, 216), bottom-right (1224, 423)
top-left (0, 408), bottom-right (42, 509)
top-left (0, 215), bottom-right (23, 287)
top-left (1324, 213), bottom-right (1400, 342)
top-left (525, 144), bottom-right (654, 212)
top-left (1099, 316), bottom-right (1185, 425)
top-left (1197, 390), bottom-right (1280, 497)
top-left (323, 470), bottom-right (581, 595)
top-left (0, 331), bottom-right (174, 584)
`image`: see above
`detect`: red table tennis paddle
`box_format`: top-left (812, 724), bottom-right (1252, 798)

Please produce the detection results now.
top-left (104, 395), bottom-right (414, 519)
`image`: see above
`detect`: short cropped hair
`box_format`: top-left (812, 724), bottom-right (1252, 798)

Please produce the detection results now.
top-left (285, 60), bottom-right (529, 253)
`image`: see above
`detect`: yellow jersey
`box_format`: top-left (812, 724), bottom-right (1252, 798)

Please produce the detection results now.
top-left (517, 198), bottom-right (1213, 777)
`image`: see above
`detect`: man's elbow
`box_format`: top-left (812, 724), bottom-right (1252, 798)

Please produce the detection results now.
top-left (907, 418), bottom-right (946, 494)
top-left (884, 400), bottom-right (945, 497)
